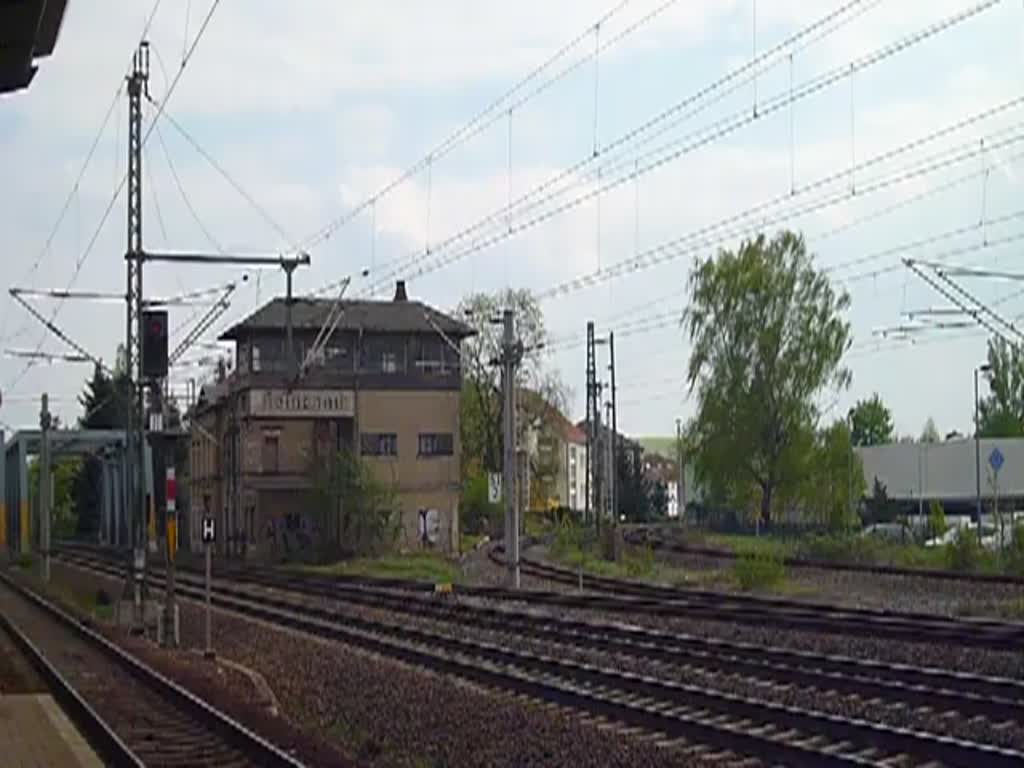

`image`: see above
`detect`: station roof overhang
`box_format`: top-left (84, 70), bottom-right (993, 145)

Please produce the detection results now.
top-left (6, 428), bottom-right (126, 457)
top-left (0, 1), bottom-right (68, 95)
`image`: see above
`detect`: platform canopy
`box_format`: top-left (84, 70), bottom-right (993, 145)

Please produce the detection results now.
top-left (10, 428), bottom-right (126, 457)
top-left (1, 0), bottom-right (68, 95)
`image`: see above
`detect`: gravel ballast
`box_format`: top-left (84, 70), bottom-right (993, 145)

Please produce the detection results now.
top-left (48, 561), bottom-right (744, 767)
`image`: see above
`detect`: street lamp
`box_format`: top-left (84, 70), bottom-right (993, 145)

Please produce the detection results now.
top-left (975, 363), bottom-right (992, 535)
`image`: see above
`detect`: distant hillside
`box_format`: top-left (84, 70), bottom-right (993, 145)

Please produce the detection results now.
top-left (637, 436), bottom-right (676, 458)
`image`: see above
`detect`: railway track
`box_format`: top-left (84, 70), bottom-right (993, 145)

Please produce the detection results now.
top-left (621, 525), bottom-right (1024, 586)
top-left (61, 539), bottom-right (1024, 651)
top-left (0, 569), bottom-right (306, 768)
top-left (482, 546), bottom-right (1024, 650)
top-left (55, 547), bottom-right (1024, 767)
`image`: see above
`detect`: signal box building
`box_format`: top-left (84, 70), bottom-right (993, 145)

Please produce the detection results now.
top-left (189, 281), bottom-right (473, 560)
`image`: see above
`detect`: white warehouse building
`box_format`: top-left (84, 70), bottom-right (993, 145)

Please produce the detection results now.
top-left (856, 437), bottom-right (1024, 511)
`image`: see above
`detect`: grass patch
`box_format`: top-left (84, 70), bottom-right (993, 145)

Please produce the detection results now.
top-left (733, 552), bottom-right (786, 591)
top-left (459, 533), bottom-right (485, 554)
top-left (14, 553), bottom-right (35, 569)
top-left (297, 552), bottom-right (461, 584)
top-left (705, 533), bottom-right (793, 559)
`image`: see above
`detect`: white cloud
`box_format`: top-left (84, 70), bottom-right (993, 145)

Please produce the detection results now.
top-left (0, 0), bottom-right (1019, 437)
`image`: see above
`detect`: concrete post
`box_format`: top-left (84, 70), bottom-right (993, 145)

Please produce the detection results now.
top-left (39, 394), bottom-right (52, 584)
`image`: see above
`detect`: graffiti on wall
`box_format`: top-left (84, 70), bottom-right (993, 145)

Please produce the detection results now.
top-left (265, 513), bottom-right (317, 557)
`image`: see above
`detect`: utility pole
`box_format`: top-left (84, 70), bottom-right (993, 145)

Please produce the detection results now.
top-left (593, 385), bottom-right (603, 536)
top-left (501, 309), bottom-right (522, 588)
top-left (975, 365), bottom-right (984, 536)
top-left (117, 41), bottom-right (310, 633)
top-left (39, 393), bottom-right (52, 584)
top-left (608, 332), bottom-right (617, 524)
top-left (584, 322), bottom-right (596, 526)
top-left (284, 261), bottom-right (298, 378)
top-left (124, 41), bottom-right (149, 632)
top-left (605, 400), bottom-right (614, 523)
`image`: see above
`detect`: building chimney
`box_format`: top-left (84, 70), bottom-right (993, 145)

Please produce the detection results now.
top-left (394, 280), bottom-right (408, 302)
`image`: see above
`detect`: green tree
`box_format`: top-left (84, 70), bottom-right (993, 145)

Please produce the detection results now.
top-left (29, 456), bottom-right (81, 539)
top-left (801, 420), bottom-right (865, 531)
top-left (457, 289), bottom-right (566, 476)
top-left (920, 417), bottom-right (940, 443)
top-left (863, 477), bottom-right (899, 525)
top-left (71, 360), bottom-right (131, 538)
top-left (616, 447), bottom-right (653, 522)
top-left (849, 394), bottom-right (894, 446)
top-left (684, 231), bottom-right (851, 527)
top-left (308, 450), bottom-right (400, 560)
top-left (978, 338), bottom-right (1024, 437)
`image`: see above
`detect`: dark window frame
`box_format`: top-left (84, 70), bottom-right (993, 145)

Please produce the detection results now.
top-left (417, 432), bottom-right (454, 457)
top-left (361, 432), bottom-right (399, 457)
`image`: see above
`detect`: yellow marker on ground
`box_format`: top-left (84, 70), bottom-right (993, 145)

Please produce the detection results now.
top-left (434, 582), bottom-right (453, 594)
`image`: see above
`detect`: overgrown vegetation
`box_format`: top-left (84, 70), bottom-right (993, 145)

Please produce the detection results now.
top-left (927, 500), bottom-right (948, 541)
top-left (308, 449), bottom-right (401, 561)
top-left (14, 553), bottom-right (34, 569)
top-left (459, 473), bottom-right (502, 537)
top-left (622, 544), bottom-right (654, 577)
top-left (1005, 525), bottom-right (1024, 576)
top-left (945, 528), bottom-right (985, 573)
top-left (300, 552), bottom-right (461, 584)
top-left (792, 534), bottom-right (885, 565)
top-left (734, 551), bottom-right (786, 591)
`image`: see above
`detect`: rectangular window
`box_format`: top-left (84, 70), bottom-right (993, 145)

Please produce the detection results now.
top-left (381, 351), bottom-right (398, 373)
top-left (325, 345), bottom-right (350, 369)
top-left (415, 339), bottom-right (445, 375)
top-left (262, 433), bottom-right (280, 473)
top-left (361, 433), bottom-right (398, 457)
top-left (417, 432), bottom-right (453, 457)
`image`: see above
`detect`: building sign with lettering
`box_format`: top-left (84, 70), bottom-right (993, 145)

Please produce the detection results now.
top-left (249, 389), bottom-right (355, 418)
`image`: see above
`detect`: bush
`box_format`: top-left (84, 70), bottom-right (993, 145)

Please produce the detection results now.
top-left (927, 500), bottom-right (948, 541)
top-left (734, 552), bottom-right (785, 591)
top-left (792, 534), bottom-right (883, 565)
top-left (946, 528), bottom-right (983, 573)
top-left (549, 517), bottom-right (584, 563)
top-left (622, 544), bottom-right (654, 577)
top-left (460, 474), bottom-right (503, 537)
top-left (1006, 525), bottom-right (1024, 577)
top-left (15, 553), bottom-right (34, 569)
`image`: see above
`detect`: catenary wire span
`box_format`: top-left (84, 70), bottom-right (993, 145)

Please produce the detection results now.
top-left (4, 0), bottom-right (225, 394)
top-left (0, 0), bottom-right (167, 348)
top-left (299, 0), bottom-right (656, 251)
top-left (334, 0), bottom-right (882, 297)
top-left (362, 0), bottom-right (995, 296)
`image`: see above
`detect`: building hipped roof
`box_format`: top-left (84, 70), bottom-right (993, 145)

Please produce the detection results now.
top-left (219, 295), bottom-right (475, 341)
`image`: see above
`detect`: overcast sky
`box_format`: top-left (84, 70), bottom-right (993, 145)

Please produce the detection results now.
top-left (1, 0), bottom-right (1022, 440)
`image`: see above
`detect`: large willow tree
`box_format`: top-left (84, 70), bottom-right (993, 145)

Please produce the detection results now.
top-left (685, 231), bottom-right (851, 527)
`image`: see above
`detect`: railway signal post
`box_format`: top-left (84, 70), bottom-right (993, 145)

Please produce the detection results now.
top-left (202, 512), bottom-right (216, 658)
